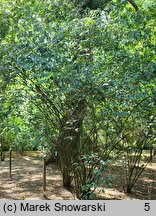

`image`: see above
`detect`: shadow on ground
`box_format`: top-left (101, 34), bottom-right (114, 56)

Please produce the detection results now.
top-left (0, 152), bottom-right (155, 200)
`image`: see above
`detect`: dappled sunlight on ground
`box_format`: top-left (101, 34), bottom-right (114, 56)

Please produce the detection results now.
top-left (0, 153), bottom-right (74, 200)
top-left (99, 188), bottom-right (135, 200)
top-left (0, 152), bottom-right (155, 200)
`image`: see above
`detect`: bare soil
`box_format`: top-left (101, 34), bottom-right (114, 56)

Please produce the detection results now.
top-left (98, 161), bottom-right (156, 200)
top-left (0, 152), bottom-right (155, 200)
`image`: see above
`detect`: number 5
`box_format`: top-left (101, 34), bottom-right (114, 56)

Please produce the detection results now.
top-left (144, 203), bottom-right (150, 211)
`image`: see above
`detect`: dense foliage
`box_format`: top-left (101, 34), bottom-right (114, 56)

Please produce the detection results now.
top-left (0, 0), bottom-right (156, 198)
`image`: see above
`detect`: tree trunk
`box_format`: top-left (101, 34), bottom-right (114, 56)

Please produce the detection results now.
top-left (126, 184), bottom-right (132, 194)
top-left (57, 99), bottom-right (84, 189)
top-left (0, 150), bottom-right (5, 161)
top-left (58, 145), bottom-right (73, 188)
top-left (0, 150), bottom-right (3, 161)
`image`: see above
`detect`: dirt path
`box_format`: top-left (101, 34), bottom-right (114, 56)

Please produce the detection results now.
top-left (0, 152), bottom-right (155, 200)
top-left (0, 153), bottom-right (74, 200)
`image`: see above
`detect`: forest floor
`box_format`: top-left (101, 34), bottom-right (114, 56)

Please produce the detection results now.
top-left (0, 152), bottom-right (155, 200)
